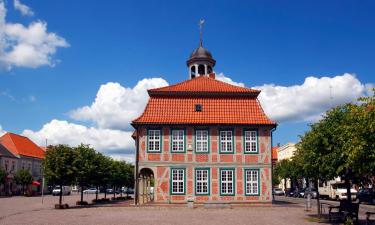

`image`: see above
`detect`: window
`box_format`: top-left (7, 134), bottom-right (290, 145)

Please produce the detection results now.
top-left (195, 130), bottom-right (209, 153)
top-left (244, 130), bottom-right (258, 153)
top-left (171, 168), bottom-right (185, 194)
top-left (195, 104), bottom-right (202, 112)
top-left (245, 169), bottom-right (259, 195)
top-left (220, 130), bottom-right (233, 153)
top-left (148, 129), bottom-right (161, 152)
top-left (195, 169), bottom-right (209, 195)
top-left (171, 130), bottom-right (184, 152)
top-left (220, 169), bottom-right (235, 195)
top-left (5, 160), bottom-right (9, 172)
top-left (11, 161), bottom-right (15, 171)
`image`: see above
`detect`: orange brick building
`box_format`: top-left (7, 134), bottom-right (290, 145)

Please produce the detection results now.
top-left (132, 43), bottom-right (277, 204)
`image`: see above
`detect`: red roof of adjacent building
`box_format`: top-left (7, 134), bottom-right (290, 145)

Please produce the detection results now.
top-left (0, 133), bottom-right (45, 159)
top-left (133, 75), bottom-right (276, 126)
top-left (272, 146), bottom-right (278, 160)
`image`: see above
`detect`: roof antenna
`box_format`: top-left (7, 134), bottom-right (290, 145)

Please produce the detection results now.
top-left (199, 19), bottom-right (205, 47)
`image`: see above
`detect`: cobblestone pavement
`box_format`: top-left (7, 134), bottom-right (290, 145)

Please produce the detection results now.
top-left (0, 194), bottom-right (355, 225)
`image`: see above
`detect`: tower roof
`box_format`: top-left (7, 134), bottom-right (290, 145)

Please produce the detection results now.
top-left (187, 46), bottom-right (216, 67)
top-left (0, 132), bottom-right (45, 159)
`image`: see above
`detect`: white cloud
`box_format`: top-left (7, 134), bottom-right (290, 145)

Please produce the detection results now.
top-left (13, 0), bottom-right (34, 16)
top-left (215, 72), bottom-right (245, 87)
top-left (0, 0), bottom-right (68, 69)
top-left (0, 125), bottom-right (6, 136)
top-left (22, 119), bottom-right (135, 163)
top-left (254, 73), bottom-right (372, 123)
top-left (70, 78), bottom-right (168, 130)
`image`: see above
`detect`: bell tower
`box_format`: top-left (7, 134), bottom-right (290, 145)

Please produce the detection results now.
top-left (187, 20), bottom-right (216, 79)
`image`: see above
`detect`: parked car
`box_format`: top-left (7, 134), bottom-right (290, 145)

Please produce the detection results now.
top-left (358, 188), bottom-right (375, 204)
top-left (123, 187), bottom-right (134, 194)
top-left (52, 186), bottom-right (71, 196)
top-left (83, 188), bottom-right (98, 194)
top-left (299, 188), bottom-right (318, 199)
top-left (273, 188), bottom-right (284, 196)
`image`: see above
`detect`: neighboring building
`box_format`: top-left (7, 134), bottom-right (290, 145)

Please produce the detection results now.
top-left (0, 143), bottom-right (18, 195)
top-left (0, 132), bottom-right (45, 194)
top-left (276, 143), bottom-right (297, 191)
top-left (132, 42), bottom-right (277, 204)
top-left (271, 146), bottom-right (278, 167)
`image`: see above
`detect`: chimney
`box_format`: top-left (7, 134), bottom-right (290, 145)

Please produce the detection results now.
top-left (208, 73), bottom-right (216, 79)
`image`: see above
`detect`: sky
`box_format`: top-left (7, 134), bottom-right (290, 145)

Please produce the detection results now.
top-left (0, 0), bottom-right (374, 162)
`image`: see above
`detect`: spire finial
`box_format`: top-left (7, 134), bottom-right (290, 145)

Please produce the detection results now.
top-left (199, 19), bottom-right (205, 47)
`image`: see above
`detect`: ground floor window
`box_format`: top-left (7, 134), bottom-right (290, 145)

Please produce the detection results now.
top-left (171, 168), bottom-right (185, 194)
top-left (195, 168), bottom-right (210, 195)
top-left (220, 169), bottom-right (235, 195)
top-left (245, 169), bottom-right (259, 195)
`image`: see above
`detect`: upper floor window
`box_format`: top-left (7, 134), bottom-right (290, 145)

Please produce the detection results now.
top-left (5, 160), bottom-right (9, 172)
top-left (148, 129), bottom-right (161, 152)
top-left (245, 169), bottom-right (259, 195)
top-left (220, 130), bottom-right (233, 153)
top-left (171, 129), bottom-right (184, 153)
top-left (171, 168), bottom-right (185, 195)
top-left (244, 130), bottom-right (258, 153)
top-left (195, 130), bottom-right (209, 153)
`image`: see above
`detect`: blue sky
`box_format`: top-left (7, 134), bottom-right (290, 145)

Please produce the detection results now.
top-left (0, 0), bottom-right (374, 161)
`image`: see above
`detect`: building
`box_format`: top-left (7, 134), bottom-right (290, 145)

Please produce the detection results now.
top-left (132, 41), bottom-right (277, 204)
top-left (271, 146), bottom-right (278, 167)
top-left (0, 132), bottom-right (45, 195)
top-left (276, 143), bottom-right (297, 191)
top-left (0, 143), bottom-right (18, 195)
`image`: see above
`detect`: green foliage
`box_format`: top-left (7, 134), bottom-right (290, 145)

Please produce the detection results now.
top-left (0, 167), bottom-right (6, 185)
top-left (43, 144), bottom-right (76, 186)
top-left (73, 144), bottom-right (97, 187)
top-left (294, 90), bottom-right (375, 184)
top-left (14, 169), bottom-right (33, 186)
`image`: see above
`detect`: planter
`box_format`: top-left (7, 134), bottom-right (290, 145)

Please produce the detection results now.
top-left (76, 201), bottom-right (88, 205)
top-left (54, 204), bottom-right (69, 209)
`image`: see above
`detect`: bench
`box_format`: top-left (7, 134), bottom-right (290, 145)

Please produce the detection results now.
top-left (366, 212), bottom-right (375, 225)
top-left (329, 201), bottom-right (359, 223)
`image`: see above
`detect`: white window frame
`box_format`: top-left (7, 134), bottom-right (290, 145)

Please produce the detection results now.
top-left (148, 129), bottom-right (161, 152)
top-left (195, 130), bottom-right (209, 153)
top-left (171, 129), bottom-right (184, 152)
top-left (245, 169), bottom-right (259, 195)
top-left (171, 168), bottom-right (185, 194)
top-left (244, 130), bottom-right (258, 153)
top-left (195, 169), bottom-right (209, 195)
top-left (220, 169), bottom-right (234, 195)
top-left (220, 130), bottom-right (233, 153)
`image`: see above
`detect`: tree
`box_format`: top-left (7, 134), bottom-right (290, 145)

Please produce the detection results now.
top-left (0, 167), bottom-right (7, 194)
top-left (43, 145), bottom-right (76, 205)
top-left (110, 161), bottom-right (134, 198)
top-left (73, 144), bottom-right (97, 204)
top-left (294, 90), bottom-right (375, 217)
top-left (14, 169), bottom-right (32, 195)
top-left (92, 152), bottom-right (112, 201)
top-left (274, 159), bottom-right (300, 195)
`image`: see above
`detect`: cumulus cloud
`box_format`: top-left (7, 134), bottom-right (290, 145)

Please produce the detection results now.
top-left (0, 0), bottom-right (68, 69)
top-left (22, 119), bottom-right (135, 163)
top-left (0, 125), bottom-right (6, 136)
top-left (215, 72), bottom-right (245, 87)
top-left (13, 0), bottom-right (33, 16)
top-left (254, 73), bottom-right (372, 123)
top-left (70, 78), bottom-right (168, 130)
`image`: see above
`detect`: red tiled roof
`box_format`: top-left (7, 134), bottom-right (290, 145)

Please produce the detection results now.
top-left (272, 146), bottom-right (278, 160)
top-left (149, 76), bottom-right (260, 96)
top-left (133, 76), bottom-right (276, 126)
top-left (0, 133), bottom-right (45, 159)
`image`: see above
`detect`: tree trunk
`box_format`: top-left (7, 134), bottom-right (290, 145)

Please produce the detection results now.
top-left (284, 178), bottom-right (287, 196)
top-left (314, 180), bottom-right (321, 217)
top-left (113, 185), bottom-right (116, 199)
top-left (59, 184), bottom-right (63, 205)
top-left (104, 188), bottom-right (107, 199)
top-left (95, 186), bottom-right (99, 201)
top-left (345, 177), bottom-right (352, 216)
top-left (80, 185), bottom-right (84, 203)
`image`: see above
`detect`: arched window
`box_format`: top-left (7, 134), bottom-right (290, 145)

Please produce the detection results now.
top-left (190, 65), bottom-right (196, 78)
top-left (198, 64), bottom-right (205, 75)
top-left (207, 66), bottom-right (212, 74)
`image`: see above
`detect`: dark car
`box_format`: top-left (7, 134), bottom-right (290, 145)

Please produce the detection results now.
top-left (300, 188), bottom-right (318, 199)
top-left (358, 188), bottom-right (375, 204)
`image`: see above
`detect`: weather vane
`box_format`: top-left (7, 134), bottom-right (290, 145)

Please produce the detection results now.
top-left (199, 19), bottom-right (205, 47)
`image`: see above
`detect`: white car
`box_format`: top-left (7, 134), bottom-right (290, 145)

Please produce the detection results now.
top-left (83, 188), bottom-right (98, 194)
top-left (52, 186), bottom-right (71, 196)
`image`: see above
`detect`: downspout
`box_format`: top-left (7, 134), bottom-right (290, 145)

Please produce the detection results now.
top-left (270, 126), bottom-right (277, 202)
top-left (134, 126), bottom-right (140, 206)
